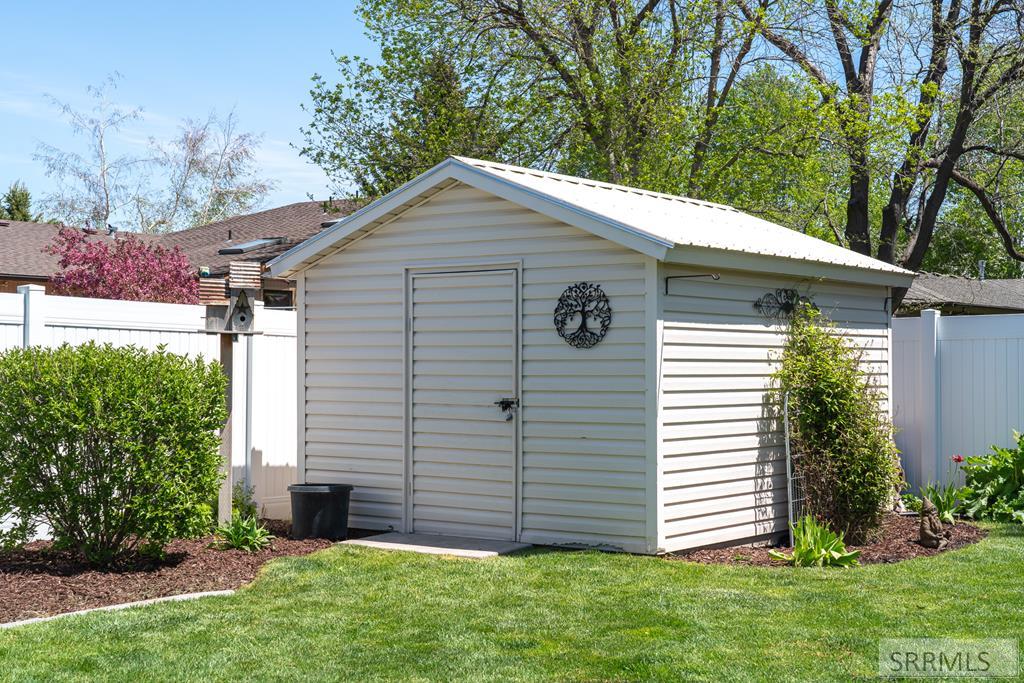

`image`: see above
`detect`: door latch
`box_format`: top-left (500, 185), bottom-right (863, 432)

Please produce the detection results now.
top-left (494, 397), bottom-right (519, 421)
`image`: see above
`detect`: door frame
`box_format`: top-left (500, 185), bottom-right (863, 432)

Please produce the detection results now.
top-left (402, 260), bottom-right (523, 539)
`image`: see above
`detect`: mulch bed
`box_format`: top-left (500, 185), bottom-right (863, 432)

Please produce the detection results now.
top-left (0, 520), bottom-right (334, 624)
top-left (670, 514), bottom-right (987, 567)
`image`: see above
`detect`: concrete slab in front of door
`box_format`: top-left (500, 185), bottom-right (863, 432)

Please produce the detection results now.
top-left (343, 533), bottom-right (530, 559)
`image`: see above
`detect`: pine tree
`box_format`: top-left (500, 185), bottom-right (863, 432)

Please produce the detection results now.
top-left (306, 51), bottom-right (509, 199)
top-left (357, 53), bottom-right (504, 197)
top-left (0, 181), bottom-right (41, 222)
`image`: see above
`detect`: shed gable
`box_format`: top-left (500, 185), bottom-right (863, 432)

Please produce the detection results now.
top-left (301, 182), bottom-right (655, 552)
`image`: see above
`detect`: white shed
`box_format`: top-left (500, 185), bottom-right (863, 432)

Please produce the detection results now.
top-left (269, 157), bottom-right (913, 554)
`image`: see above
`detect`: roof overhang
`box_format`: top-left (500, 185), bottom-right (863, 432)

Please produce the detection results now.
top-left (268, 158), bottom-right (671, 278)
top-left (0, 273), bottom-right (49, 282)
top-left (665, 245), bottom-right (916, 288)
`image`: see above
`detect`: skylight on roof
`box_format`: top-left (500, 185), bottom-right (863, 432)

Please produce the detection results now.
top-left (218, 237), bottom-right (283, 255)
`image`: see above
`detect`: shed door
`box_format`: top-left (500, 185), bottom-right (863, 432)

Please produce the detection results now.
top-left (409, 269), bottom-right (518, 540)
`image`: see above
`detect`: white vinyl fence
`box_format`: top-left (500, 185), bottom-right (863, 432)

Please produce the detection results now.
top-left (0, 285), bottom-right (297, 519)
top-left (893, 309), bottom-right (1024, 490)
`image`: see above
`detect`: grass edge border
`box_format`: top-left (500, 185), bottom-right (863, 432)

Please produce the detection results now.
top-left (0, 589), bottom-right (235, 630)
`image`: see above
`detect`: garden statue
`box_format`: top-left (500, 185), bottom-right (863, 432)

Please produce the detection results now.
top-left (919, 498), bottom-right (950, 549)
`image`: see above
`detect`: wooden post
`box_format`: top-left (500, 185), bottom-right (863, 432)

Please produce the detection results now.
top-left (217, 333), bottom-right (234, 523)
top-left (211, 262), bottom-right (262, 523)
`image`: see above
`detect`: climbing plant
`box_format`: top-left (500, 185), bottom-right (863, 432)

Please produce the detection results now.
top-left (773, 304), bottom-right (903, 543)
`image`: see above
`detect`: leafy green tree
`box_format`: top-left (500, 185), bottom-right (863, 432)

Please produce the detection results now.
top-left (304, 51), bottom-right (514, 198)
top-left (922, 221), bottom-right (1022, 279)
top-left (690, 66), bottom-right (841, 240)
top-left (0, 181), bottom-right (42, 222)
top-left (745, 0), bottom-right (1024, 301)
top-left (302, 1), bottom-right (561, 199)
top-left (307, 0), bottom-right (1024, 291)
top-left (304, 0), bottom-right (827, 226)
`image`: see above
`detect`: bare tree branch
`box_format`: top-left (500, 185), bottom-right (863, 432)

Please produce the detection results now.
top-left (949, 169), bottom-right (1024, 261)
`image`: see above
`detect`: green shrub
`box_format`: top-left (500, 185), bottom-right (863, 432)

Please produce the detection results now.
top-left (769, 515), bottom-right (861, 567)
top-left (213, 512), bottom-right (272, 552)
top-left (961, 432), bottom-right (1024, 523)
top-left (0, 342), bottom-right (227, 566)
top-left (232, 481), bottom-right (258, 520)
top-left (773, 304), bottom-right (903, 543)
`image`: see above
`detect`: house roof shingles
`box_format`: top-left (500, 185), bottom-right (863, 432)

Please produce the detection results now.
top-left (158, 200), bottom-right (359, 276)
top-left (0, 220), bottom-right (144, 280)
top-left (0, 200), bottom-right (359, 281)
top-left (0, 220), bottom-right (64, 279)
top-left (902, 273), bottom-right (1024, 312)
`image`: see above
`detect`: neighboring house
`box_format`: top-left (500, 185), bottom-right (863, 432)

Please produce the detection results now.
top-left (161, 200), bottom-right (358, 307)
top-left (0, 220), bottom-right (139, 293)
top-left (269, 156), bottom-right (914, 554)
top-left (0, 200), bottom-right (358, 305)
top-left (0, 219), bottom-right (70, 293)
top-left (897, 272), bottom-right (1024, 316)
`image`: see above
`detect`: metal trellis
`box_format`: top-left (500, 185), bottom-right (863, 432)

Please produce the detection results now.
top-left (782, 391), bottom-right (807, 547)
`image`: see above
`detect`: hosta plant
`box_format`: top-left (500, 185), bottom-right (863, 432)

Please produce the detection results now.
top-left (769, 515), bottom-right (861, 568)
top-left (213, 512), bottom-right (272, 552)
top-left (901, 492), bottom-right (923, 514)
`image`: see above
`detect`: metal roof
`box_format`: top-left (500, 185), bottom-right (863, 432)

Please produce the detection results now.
top-left (456, 157), bottom-right (911, 276)
top-left (269, 156), bottom-right (913, 280)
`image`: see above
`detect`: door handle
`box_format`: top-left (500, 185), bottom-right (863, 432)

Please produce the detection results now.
top-left (494, 397), bottom-right (519, 421)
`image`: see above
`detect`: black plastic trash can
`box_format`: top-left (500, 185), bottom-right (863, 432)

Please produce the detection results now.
top-left (288, 483), bottom-right (354, 540)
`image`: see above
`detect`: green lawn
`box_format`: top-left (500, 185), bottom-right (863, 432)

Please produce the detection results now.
top-left (1, 524), bottom-right (1022, 682)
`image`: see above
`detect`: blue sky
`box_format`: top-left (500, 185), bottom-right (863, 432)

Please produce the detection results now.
top-left (0, 1), bottom-right (375, 218)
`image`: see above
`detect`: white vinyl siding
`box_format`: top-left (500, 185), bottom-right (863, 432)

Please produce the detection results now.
top-left (657, 264), bottom-right (891, 552)
top-left (302, 183), bottom-right (652, 552)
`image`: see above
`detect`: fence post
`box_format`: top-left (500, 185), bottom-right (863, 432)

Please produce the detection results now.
top-left (217, 333), bottom-right (234, 524)
top-left (919, 309), bottom-right (942, 485)
top-left (216, 322), bottom-right (256, 524)
top-left (17, 285), bottom-right (46, 348)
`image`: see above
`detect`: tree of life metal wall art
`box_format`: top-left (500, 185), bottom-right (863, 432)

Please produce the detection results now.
top-left (753, 288), bottom-right (815, 321)
top-left (553, 282), bottom-right (612, 348)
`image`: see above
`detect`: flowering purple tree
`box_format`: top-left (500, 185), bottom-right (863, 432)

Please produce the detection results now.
top-left (46, 228), bottom-right (199, 304)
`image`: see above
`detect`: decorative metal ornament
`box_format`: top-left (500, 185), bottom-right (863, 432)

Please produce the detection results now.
top-left (554, 282), bottom-right (612, 348)
top-left (753, 289), bottom-right (815, 321)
